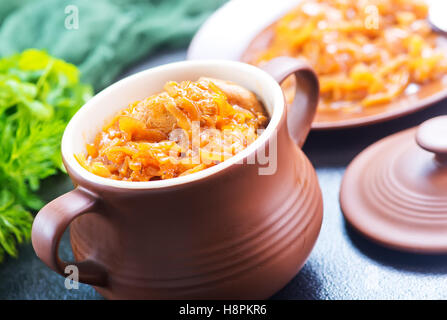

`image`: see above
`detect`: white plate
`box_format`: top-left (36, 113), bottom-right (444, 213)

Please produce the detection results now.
top-left (187, 0), bottom-right (298, 61)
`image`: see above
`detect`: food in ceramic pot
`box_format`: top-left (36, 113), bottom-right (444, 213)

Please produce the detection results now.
top-left (75, 79), bottom-right (269, 181)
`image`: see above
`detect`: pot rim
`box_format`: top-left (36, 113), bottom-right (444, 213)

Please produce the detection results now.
top-left (62, 60), bottom-right (285, 190)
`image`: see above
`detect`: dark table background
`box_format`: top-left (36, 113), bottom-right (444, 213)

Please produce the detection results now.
top-left (1, 49), bottom-right (446, 300)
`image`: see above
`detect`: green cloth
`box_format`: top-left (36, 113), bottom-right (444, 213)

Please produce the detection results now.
top-left (0, 0), bottom-right (225, 90)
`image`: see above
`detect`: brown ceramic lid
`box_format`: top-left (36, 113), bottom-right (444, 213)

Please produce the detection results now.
top-left (341, 116), bottom-right (447, 253)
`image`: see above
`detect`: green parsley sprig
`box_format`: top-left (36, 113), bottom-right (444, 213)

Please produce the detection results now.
top-left (0, 49), bottom-right (92, 261)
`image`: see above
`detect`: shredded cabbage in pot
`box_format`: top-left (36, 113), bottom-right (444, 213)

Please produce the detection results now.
top-left (76, 79), bottom-right (269, 181)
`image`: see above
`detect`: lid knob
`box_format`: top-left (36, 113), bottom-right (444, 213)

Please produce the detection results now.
top-left (416, 116), bottom-right (447, 163)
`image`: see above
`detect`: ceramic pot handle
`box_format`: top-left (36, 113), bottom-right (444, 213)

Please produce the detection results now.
top-left (31, 187), bottom-right (108, 286)
top-left (262, 57), bottom-right (319, 147)
top-left (416, 116), bottom-right (447, 164)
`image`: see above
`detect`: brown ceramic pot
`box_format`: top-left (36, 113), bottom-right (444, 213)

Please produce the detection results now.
top-left (32, 58), bottom-right (323, 299)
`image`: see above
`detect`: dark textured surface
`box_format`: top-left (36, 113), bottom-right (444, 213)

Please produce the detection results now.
top-left (1, 49), bottom-right (447, 300)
